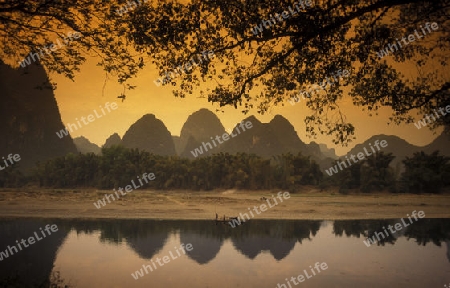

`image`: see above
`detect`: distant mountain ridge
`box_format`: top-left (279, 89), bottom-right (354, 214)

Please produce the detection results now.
top-left (74, 136), bottom-right (101, 154)
top-left (6, 60), bottom-right (446, 176)
top-left (422, 132), bottom-right (450, 155)
top-left (90, 109), bottom-right (448, 171)
top-left (179, 109), bottom-right (226, 157)
top-left (344, 134), bottom-right (450, 168)
top-left (318, 143), bottom-right (337, 159)
top-left (121, 114), bottom-right (176, 156)
top-left (103, 133), bottom-right (121, 148)
top-left (99, 110), bottom-right (336, 165)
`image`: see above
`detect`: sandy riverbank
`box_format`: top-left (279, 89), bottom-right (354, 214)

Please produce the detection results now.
top-left (0, 187), bottom-right (449, 219)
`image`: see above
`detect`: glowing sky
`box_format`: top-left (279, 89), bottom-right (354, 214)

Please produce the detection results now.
top-left (51, 55), bottom-right (441, 156)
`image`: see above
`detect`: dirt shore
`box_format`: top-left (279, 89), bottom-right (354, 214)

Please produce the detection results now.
top-left (0, 187), bottom-right (449, 220)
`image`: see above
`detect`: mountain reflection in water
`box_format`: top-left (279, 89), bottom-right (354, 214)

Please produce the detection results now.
top-left (0, 219), bottom-right (448, 287)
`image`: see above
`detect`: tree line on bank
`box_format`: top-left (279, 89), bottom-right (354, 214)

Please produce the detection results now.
top-left (325, 151), bottom-right (450, 193)
top-left (2, 146), bottom-right (322, 191)
top-left (0, 146), bottom-right (449, 193)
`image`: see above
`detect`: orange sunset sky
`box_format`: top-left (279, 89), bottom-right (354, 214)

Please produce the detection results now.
top-left (49, 52), bottom-right (443, 156)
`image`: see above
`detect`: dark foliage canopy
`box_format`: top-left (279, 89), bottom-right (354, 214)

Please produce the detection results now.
top-left (1, 0), bottom-right (449, 144)
top-left (28, 146), bottom-right (323, 191)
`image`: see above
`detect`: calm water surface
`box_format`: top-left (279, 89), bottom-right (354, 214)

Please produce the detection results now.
top-left (0, 219), bottom-right (449, 287)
